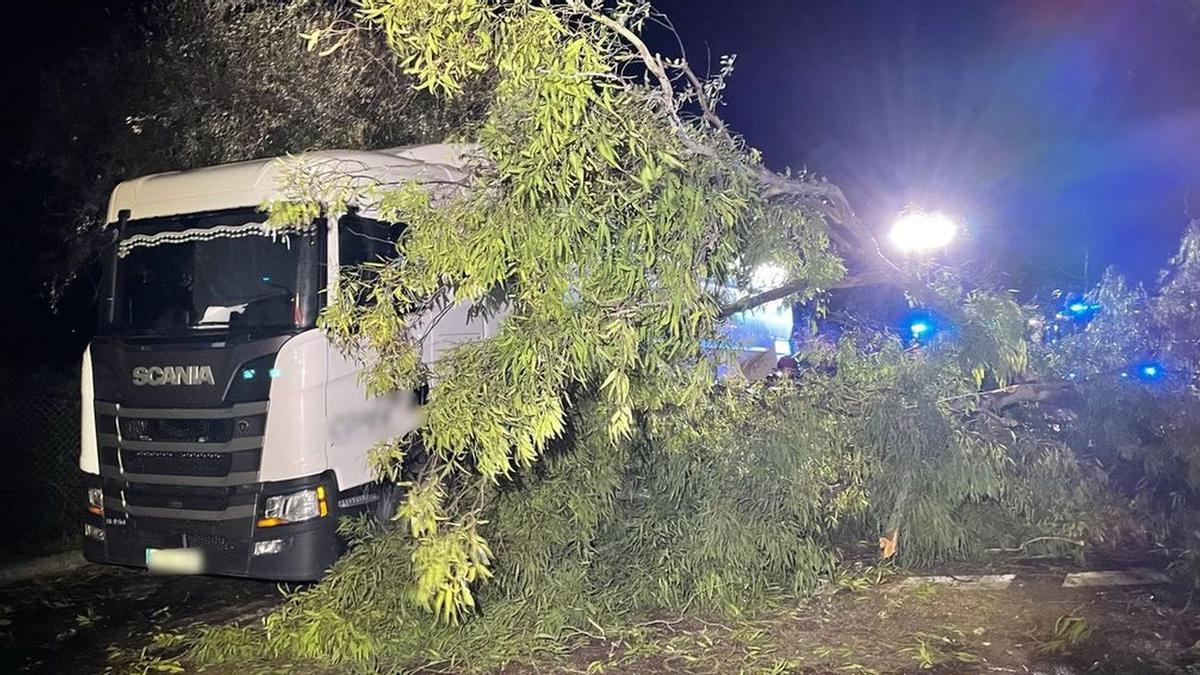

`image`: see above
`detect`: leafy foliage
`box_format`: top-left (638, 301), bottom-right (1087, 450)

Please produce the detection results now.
top-left (1028, 225), bottom-right (1200, 565)
top-left (286, 0), bottom-right (852, 631)
top-left (145, 0), bottom-right (1199, 671)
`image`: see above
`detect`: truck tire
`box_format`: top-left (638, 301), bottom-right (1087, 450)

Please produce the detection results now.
top-left (372, 480), bottom-right (404, 532)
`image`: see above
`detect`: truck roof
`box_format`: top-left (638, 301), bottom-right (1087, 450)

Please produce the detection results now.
top-left (106, 143), bottom-right (475, 223)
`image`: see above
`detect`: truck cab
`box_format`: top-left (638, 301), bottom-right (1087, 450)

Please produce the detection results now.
top-left (79, 144), bottom-right (494, 580)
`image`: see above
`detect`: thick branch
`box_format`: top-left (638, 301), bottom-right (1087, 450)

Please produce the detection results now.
top-left (989, 380), bottom-right (1074, 411)
top-left (716, 282), bottom-right (807, 320)
top-left (940, 379), bottom-right (1076, 415)
top-left (716, 270), bottom-right (890, 319)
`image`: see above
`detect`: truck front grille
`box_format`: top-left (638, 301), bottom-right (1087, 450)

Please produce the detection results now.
top-left (122, 450), bottom-right (232, 477)
top-left (96, 401), bottom-right (266, 484)
top-left (97, 402), bottom-right (267, 522)
top-left (118, 417), bottom-right (242, 443)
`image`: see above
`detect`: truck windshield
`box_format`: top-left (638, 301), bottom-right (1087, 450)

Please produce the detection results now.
top-left (103, 210), bottom-right (321, 336)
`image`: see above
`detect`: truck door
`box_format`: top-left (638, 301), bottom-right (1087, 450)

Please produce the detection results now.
top-left (324, 214), bottom-right (417, 490)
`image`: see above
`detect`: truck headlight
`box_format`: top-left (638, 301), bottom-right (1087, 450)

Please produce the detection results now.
top-left (87, 487), bottom-right (104, 516)
top-left (257, 485), bottom-right (328, 527)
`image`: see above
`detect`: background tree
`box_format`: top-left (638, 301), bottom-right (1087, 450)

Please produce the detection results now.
top-left (1023, 226), bottom-right (1200, 576)
top-left (27, 0), bottom-right (487, 302)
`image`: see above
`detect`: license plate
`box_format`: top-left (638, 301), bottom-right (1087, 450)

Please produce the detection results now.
top-left (145, 548), bottom-right (205, 575)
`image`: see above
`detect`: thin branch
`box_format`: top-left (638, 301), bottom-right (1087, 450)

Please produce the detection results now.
top-left (675, 58), bottom-right (727, 133)
top-left (985, 536), bottom-right (1085, 553)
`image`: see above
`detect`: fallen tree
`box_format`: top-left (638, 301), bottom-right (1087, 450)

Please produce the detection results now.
top-left (152, 0), bottom-right (1200, 671)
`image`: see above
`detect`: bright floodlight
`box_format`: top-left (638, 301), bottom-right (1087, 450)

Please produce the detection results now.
top-left (751, 262), bottom-right (788, 291)
top-left (888, 211), bottom-right (958, 253)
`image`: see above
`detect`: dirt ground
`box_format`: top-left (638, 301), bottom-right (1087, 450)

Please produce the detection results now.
top-left (0, 564), bottom-right (285, 674)
top-left (1, 557), bottom-right (1196, 674)
top-left (519, 560), bottom-right (1200, 675)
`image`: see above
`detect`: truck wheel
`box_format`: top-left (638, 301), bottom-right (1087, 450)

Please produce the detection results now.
top-left (372, 481), bottom-right (404, 532)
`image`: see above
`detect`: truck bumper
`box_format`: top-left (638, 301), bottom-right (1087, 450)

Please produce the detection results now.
top-left (82, 472), bottom-right (342, 581)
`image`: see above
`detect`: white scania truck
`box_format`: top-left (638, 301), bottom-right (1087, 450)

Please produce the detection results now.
top-left (79, 144), bottom-right (496, 580)
top-left (78, 143), bottom-right (794, 581)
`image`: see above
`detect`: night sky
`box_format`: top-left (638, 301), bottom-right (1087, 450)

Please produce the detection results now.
top-left (3, 0), bottom-right (1200, 363)
top-left (655, 0), bottom-right (1200, 286)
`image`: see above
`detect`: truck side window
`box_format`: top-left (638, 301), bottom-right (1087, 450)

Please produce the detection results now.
top-left (338, 213), bottom-right (404, 307)
top-left (338, 212), bottom-right (402, 268)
